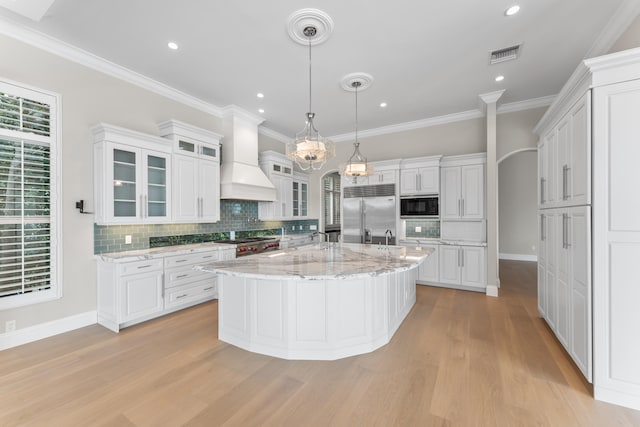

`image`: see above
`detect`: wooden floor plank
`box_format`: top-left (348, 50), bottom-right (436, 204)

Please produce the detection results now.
top-left (1, 260), bottom-right (639, 426)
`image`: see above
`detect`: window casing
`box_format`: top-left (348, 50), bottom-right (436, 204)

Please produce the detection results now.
top-left (0, 80), bottom-right (60, 310)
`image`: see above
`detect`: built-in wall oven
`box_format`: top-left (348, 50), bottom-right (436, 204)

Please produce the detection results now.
top-left (400, 196), bottom-right (439, 218)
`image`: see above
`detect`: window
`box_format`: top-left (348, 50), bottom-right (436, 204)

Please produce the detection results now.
top-left (323, 172), bottom-right (341, 228)
top-left (0, 80), bottom-right (60, 309)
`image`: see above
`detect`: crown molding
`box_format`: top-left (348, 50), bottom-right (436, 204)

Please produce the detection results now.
top-left (497, 95), bottom-right (555, 114)
top-left (258, 126), bottom-right (290, 143)
top-left (221, 105), bottom-right (265, 126)
top-left (584, 0), bottom-right (640, 58)
top-left (0, 15), bottom-right (225, 117)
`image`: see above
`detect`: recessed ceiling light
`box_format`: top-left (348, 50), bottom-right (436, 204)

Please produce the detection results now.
top-left (495, 75), bottom-right (505, 82)
top-left (167, 42), bottom-right (179, 50)
top-left (258, 108), bottom-right (265, 113)
top-left (505, 5), bottom-right (520, 16)
top-left (380, 102), bottom-right (387, 108)
top-left (257, 93), bottom-right (264, 98)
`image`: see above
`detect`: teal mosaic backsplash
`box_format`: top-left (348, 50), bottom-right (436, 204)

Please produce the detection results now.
top-left (94, 200), bottom-right (319, 254)
top-left (405, 219), bottom-right (440, 239)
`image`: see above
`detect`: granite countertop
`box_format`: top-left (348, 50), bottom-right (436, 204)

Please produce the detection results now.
top-left (196, 242), bottom-right (434, 280)
top-left (97, 242), bottom-right (235, 262)
top-left (400, 238), bottom-right (487, 247)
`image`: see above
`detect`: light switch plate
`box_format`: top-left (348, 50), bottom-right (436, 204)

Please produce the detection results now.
top-left (415, 226), bottom-right (422, 233)
top-left (125, 235), bottom-right (132, 244)
top-left (310, 225), bottom-right (317, 230)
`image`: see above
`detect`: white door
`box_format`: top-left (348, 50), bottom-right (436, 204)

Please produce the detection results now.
top-left (439, 245), bottom-right (461, 285)
top-left (199, 160), bottom-right (220, 222)
top-left (545, 211), bottom-right (559, 331)
top-left (400, 169), bottom-right (419, 195)
top-left (537, 213), bottom-right (547, 316)
top-left (569, 206), bottom-right (592, 381)
top-left (418, 167), bottom-right (439, 194)
top-left (120, 271), bottom-right (164, 323)
top-left (569, 92), bottom-right (591, 206)
top-left (440, 167), bottom-right (461, 219)
top-left (460, 246), bottom-right (486, 288)
top-left (460, 164), bottom-right (484, 219)
top-left (555, 211), bottom-right (571, 347)
top-left (417, 245), bottom-right (439, 283)
top-left (172, 154), bottom-right (199, 222)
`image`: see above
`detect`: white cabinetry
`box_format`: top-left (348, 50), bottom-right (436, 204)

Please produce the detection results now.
top-left (258, 151), bottom-right (294, 220)
top-left (399, 241), bottom-right (439, 284)
top-left (440, 155), bottom-right (485, 220)
top-left (93, 124), bottom-right (172, 225)
top-left (399, 156), bottom-right (441, 195)
top-left (534, 50), bottom-right (640, 408)
top-left (341, 160), bottom-right (400, 187)
top-left (292, 171), bottom-right (308, 218)
top-left (158, 120), bottom-right (223, 223)
top-left (97, 247), bottom-right (235, 332)
top-left (538, 93), bottom-right (591, 209)
top-left (438, 245), bottom-right (486, 290)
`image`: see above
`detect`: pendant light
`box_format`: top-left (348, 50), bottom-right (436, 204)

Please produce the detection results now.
top-left (342, 81), bottom-right (373, 181)
top-left (286, 25), bottom-right (335, 170)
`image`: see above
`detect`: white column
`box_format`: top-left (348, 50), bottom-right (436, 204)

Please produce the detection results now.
top-left (479, 90), bottom-right (505, 297)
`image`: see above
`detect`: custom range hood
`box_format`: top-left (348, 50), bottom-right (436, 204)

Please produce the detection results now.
top-left (219, 106), bottom-right (276, 201)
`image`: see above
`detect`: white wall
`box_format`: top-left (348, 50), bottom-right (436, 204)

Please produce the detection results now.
top-left (498, 151), bottom-right (538, 259)
top-left (609, 14), bottom-right (640, 53)
top-left (0, 34), bottom-right (225, 331)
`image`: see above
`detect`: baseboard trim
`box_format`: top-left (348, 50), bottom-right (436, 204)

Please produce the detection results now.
top-left (0, 311), bottom-right (97, 351)
top-left (499, 253), bottom-right (538, 262)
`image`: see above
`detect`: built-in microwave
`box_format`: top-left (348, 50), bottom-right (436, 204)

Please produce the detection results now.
top-left (400, 196), bottom-right (439, 218)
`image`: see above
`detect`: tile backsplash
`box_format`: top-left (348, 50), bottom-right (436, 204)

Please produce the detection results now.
top-left (404, 219), bottom-right (440, 239)
top-left (94, 200), bottom-right (318, 254)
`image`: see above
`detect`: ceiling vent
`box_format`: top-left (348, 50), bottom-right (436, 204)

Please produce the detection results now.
top-left (489, 44), bottom-right (522, 65)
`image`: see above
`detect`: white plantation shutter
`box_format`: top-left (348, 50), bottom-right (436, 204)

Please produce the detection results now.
top-left (0, 80), bottom-right (58, 307)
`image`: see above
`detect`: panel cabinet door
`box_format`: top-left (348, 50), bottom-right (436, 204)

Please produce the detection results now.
top-left (556, 116), bottom-right (571, 204)
top-left (418, 167), bottom-right (439, 194)
top-left (537, 213), bottom-right (548, 316)
top-left (568, 91), bottom-right (591, 206)
top-left (172, 154), bottom-right (199, 222)
top-left (120, 270), bottom-right (164, 323)
top-left (376, 169), bottom-right (397, 185)
top-left (569, 206), bottom-right (592, 381)
top-left (555, 211), bottom-right (571, 347)
top-left (438, 245), bottom-right (461, 285)
top-left (545, 211), bottom-right (558, 331)
top-left (460, 164), bottom-right (484, 219)
top-left (400, 169), bottom-right (419, 195)
top-left (440, 167), bottom-right (462, 219)
top-left (199, 160), bottom-right (220, 222)
top-left (418, 245), bottom-right (439, 283)
top-left (460, 246), bottom-right (486, 288)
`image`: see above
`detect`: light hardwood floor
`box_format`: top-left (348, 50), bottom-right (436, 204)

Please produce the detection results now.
top-left (2, 260), bottom-right (639, 426)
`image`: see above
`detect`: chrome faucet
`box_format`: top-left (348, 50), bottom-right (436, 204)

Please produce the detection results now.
top-left (385, 229), bottom-right (393, 246)
top-left (312, 231), bottom-right (328, 242)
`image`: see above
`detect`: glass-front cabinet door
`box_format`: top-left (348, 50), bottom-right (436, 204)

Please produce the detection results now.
top-left (113, 148), bottom-right (138, 218)
top-left (104, 143), bottom-right (171, 224)
top-left (301, 182), bottom-right (308, 217)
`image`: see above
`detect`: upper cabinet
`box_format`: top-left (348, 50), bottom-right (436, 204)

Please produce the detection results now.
top-left (440, 154), bottom-right (485, 220)
top-left (93, 124), bottom-right (173, 225)
top-left (399, 156), bottom-right (441, 196)
top-left (292, 171), bottom-right (308, 218)
top-left (258, 151), bottom-right (298, 220)
top-left (539, 92), bottom-right (591, 209)
top-left (341, 160), bottom-right (400, 188)
top-left (158, 120), bottom-right (223, 223)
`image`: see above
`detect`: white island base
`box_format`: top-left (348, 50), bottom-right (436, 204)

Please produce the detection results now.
top-left (218, 268), bottom-right (418, 360)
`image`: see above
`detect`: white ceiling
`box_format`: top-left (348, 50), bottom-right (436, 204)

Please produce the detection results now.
top-left (1, 0), bottom-right (637, 140)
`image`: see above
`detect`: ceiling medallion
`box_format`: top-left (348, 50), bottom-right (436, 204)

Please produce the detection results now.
top-left (287, 8), bottom-right (334, 46)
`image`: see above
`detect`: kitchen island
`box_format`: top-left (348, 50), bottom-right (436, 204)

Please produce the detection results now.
top-left (197, 242), bottom-right (433, 360)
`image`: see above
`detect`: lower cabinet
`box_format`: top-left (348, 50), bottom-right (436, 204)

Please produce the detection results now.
top-left (538, 206), bottom-right (592, 381)
top-left (399, 241), bottom-right (439, 284)
top-left (439, 245), bottom-right (486, 290)
top-left (97, 247), bottom-right (235, 332)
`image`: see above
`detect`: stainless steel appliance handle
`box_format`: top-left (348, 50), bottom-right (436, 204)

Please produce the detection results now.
top-left (461, 199), bottom-right (465, 217)
top-left (562, 165), bottom-right (568, 200)
top-left (461, 248), bottom-right (464, 267)
top-left (457, 248), bottom-right (461, 267)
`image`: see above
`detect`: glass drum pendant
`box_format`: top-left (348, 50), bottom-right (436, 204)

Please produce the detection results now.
top-left (286, 25), bottom-right (335, 170)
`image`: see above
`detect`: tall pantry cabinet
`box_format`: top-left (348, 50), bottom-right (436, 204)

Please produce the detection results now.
top-left (535, 47), bottom-right (640, 411)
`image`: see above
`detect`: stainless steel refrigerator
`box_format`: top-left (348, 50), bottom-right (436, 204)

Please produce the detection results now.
top-left (342, 184), bottom-right (396, 244)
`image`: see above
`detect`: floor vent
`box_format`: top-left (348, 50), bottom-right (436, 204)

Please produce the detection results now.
top-left (489, 44), bottom-right (521, 64)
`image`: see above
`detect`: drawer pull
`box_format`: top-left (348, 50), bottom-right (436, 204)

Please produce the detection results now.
top-left (175, 259), bottom-right (188, 263)
top-left (137, 264), bottom-right (152, 269)
top-left (176, 274), bottom-right (189, 279)
top-left (201, 255), bottom-right (213, 259)
top-left (204, 286), bottom-right (214, 291)
top-left (176, 294), bottom-right (188, 299)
